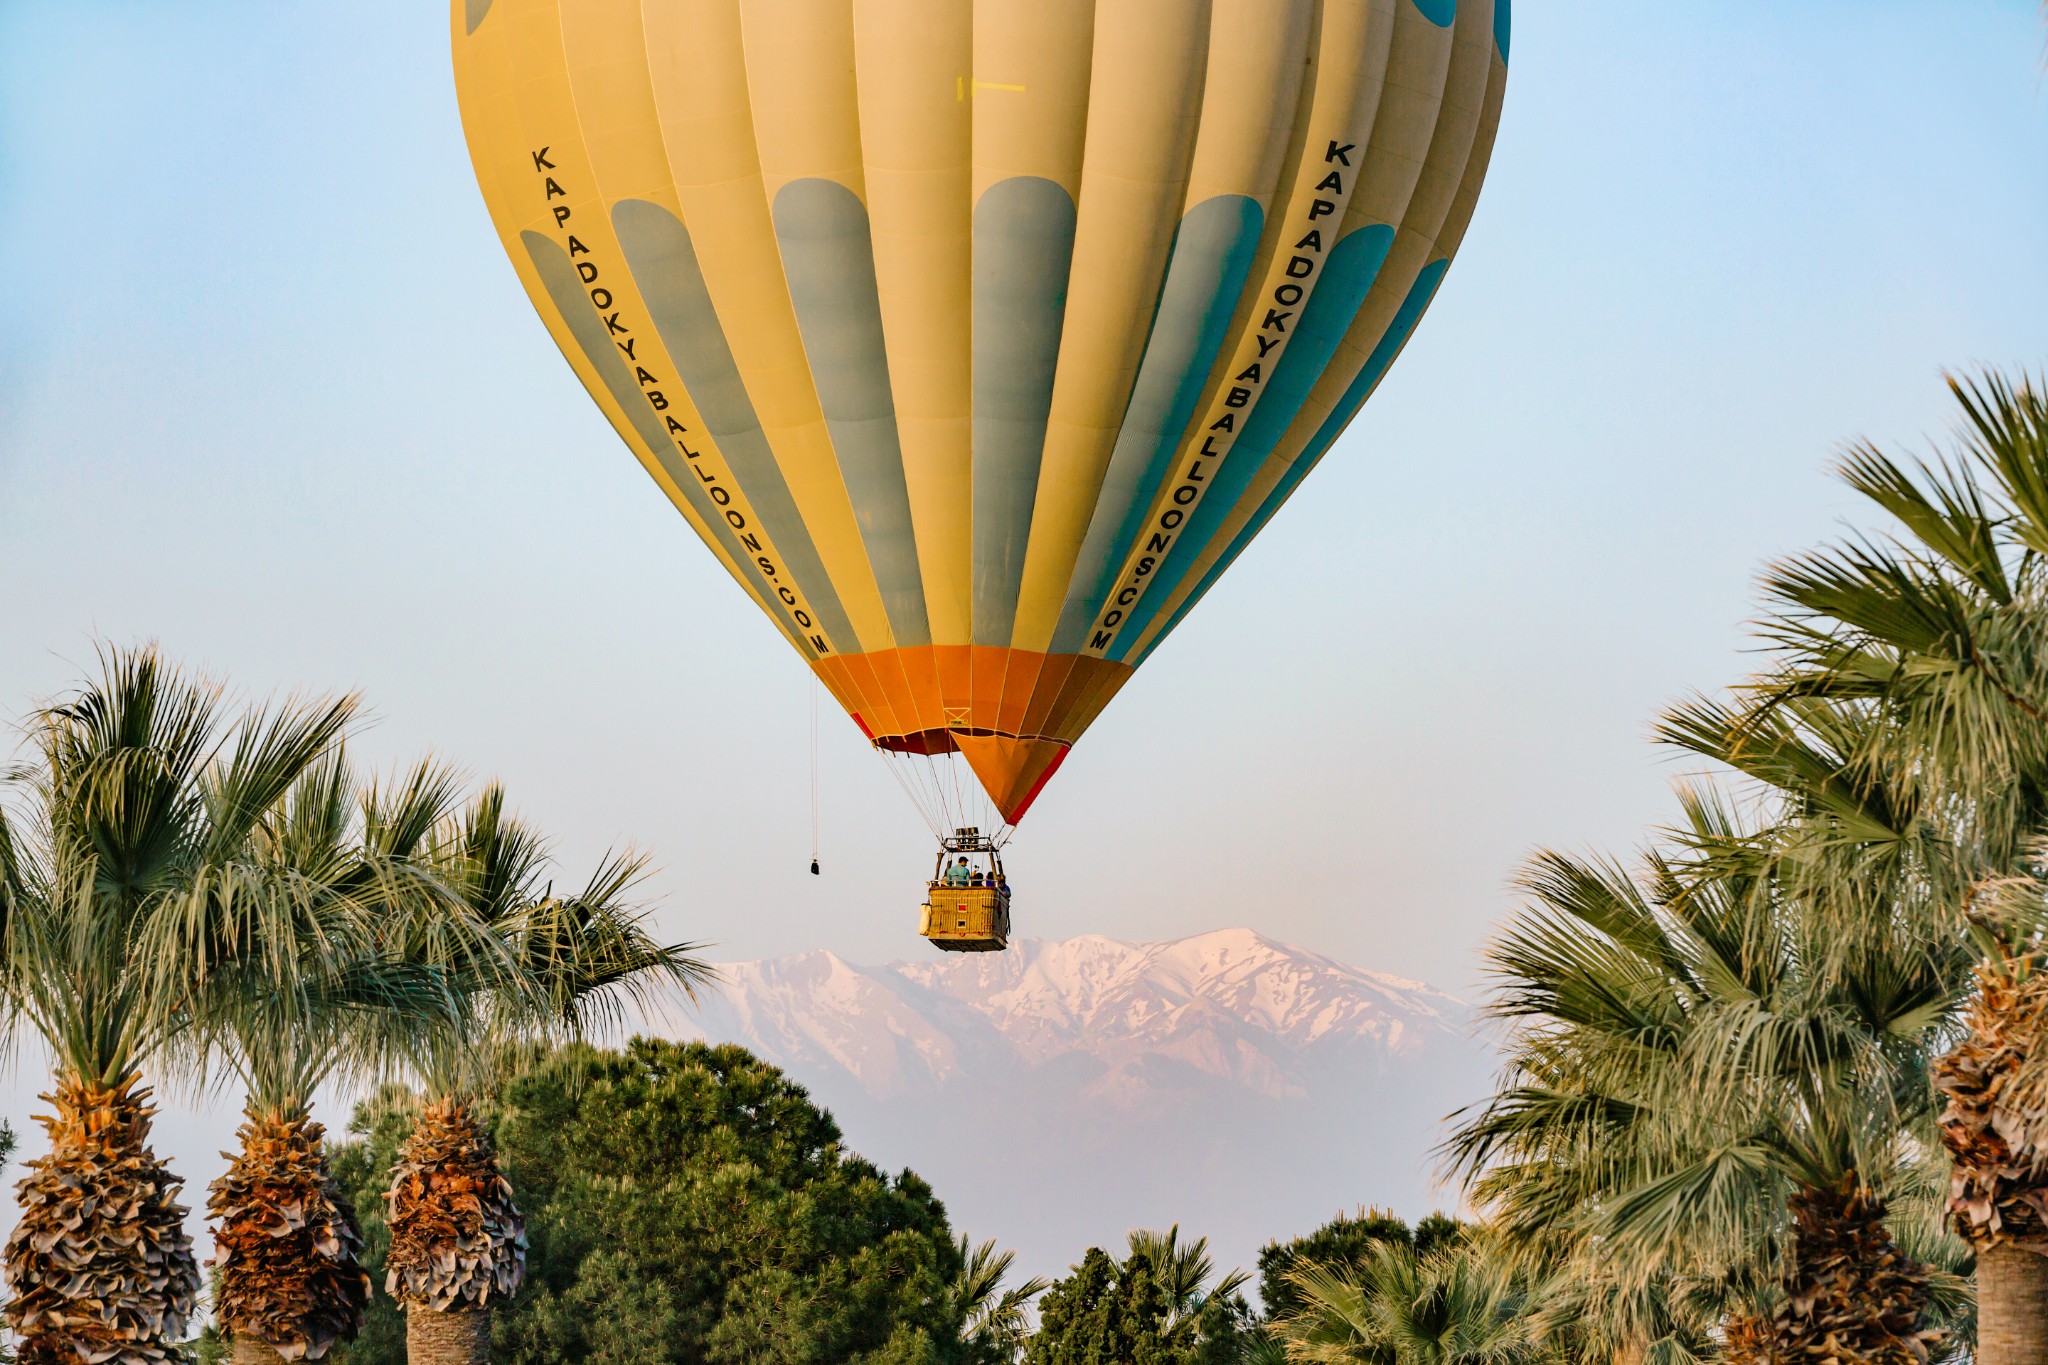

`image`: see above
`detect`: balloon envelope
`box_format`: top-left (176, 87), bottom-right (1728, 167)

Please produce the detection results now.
top-left (453, 0), bottom-right (1508, 822)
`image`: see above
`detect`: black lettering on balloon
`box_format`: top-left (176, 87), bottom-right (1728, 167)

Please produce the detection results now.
top-left (1293, 229), bottom-right (1323, 252)
top-left (1324, 140), bottom-right (1354, 166)
top-left (1306, 198), bottom-right (1335, 221)
top-left (533, 156), bottom-right (830, 649)
top-left (1274, 283), bottom-right (1303, 307)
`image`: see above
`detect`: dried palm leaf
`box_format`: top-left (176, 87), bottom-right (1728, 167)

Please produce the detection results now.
top-left (1933, 955), bottom-right (2048, 1252)
top-left (207, 1107), bottom-right (368, 1361)
top-left (1768, 1177), bottom-right (1943, 1365)
top-left (383, 1096), bottom-right (525, 1313)
top-left (3, 1074), bottom-right (200, 1365)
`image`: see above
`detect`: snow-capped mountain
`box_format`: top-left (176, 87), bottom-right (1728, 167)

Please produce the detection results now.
top-left (675, 930), bottom-right (1493, 1284)
top-left (898, 929), bottom-right (1459, 1065)
top-left (693, 929), bottom-right (1464, 1102)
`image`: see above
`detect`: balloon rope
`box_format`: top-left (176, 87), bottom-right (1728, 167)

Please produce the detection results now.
top-left (809, 676), bottom-right (821, 863)
top-left (948, 747), bottom-right (968, 833)
top-left (883, 748), bottom-right (946, 839)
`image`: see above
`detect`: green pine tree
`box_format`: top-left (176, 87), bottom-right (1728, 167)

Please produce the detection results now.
top-left (325, 1039), bottom-right (984, 1365)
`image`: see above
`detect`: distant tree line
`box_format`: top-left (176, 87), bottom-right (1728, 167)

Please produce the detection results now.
top-left (283, 1034), bottom-right (1489, 1365)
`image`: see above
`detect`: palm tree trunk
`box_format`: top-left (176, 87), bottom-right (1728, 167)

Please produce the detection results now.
top-left (231, 1336), bottom-right (290, 1364)
top-left (2, 1071), bottom-right (200, 1365)
top-left (384, 1095), bottom-right (526, 1329)
top-left (1934, 953), bottom-right (2048, 1365)
top-left (407, 1305), bottom-right (492, 1364)
top-left (208, 1104), bottom-right (369, 1361)
top-left (1769, 1175), bottom-right (1939, 1365)
top-left (1977, 1245), bottom-right (2048, 1365)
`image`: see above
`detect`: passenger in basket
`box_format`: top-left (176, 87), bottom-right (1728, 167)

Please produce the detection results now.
top-left (944, 856), bottom-right (972, 887)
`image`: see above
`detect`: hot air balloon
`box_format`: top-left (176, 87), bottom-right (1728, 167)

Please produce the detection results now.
top-left (452, 0), bottom-right (1508, 948)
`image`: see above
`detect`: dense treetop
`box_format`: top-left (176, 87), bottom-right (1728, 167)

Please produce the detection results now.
top-left (1257, 1208), bottom-right (1463, 1321)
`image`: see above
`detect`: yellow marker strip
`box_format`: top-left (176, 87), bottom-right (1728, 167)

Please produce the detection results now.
top-left (959, 77), bottom-right (1029, 99)
top-left (970, 0), bottom-right (1096, 203)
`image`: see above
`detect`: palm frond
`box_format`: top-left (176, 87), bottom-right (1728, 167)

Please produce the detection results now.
top-left (1835, 441), bottom-right (2011, 604)
top-left (954, 1235), bottom-right (1048, 1353)
top-left (1948, 370), bottom-right (2048, 562)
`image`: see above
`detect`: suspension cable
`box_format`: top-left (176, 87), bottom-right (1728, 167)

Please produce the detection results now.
top-left (809, 676), bottom-right (821, 875)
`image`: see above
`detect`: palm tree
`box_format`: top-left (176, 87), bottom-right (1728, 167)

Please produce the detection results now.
top-left (1444, 789), bottom-right (1964, 1365)
top-left (1517, 1259), bottom-right (1718, 1365)
top-left (0, 648), bottom-right (357, 1365)
top-left (194, 753), bottom-right (474, 1363)
top-left (381, 785), bottom-right (712, 1365)
top-left (1689, 372), bottom-right (2048, 1363)
top-left (953, 1236), bottom-right (1051, 1364)
top-left (1271, 1239), bottom-right (1539, 1365)
top-left (1126, 1225), bottom-right (1251, 1335)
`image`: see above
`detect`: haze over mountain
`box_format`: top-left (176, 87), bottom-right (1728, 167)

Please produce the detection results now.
top-left (676, 928), bottom-right (1499, 1283)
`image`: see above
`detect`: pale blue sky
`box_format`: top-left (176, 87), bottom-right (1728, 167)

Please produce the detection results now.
top-left (3, 0), bottom-right (2044, 1001)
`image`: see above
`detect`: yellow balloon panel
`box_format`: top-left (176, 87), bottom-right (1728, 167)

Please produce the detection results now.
top-left (452, 0), bottom-right (1508, 821)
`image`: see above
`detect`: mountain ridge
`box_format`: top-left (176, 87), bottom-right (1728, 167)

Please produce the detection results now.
top-left (687, 927), bottom-right (1468, 1104)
